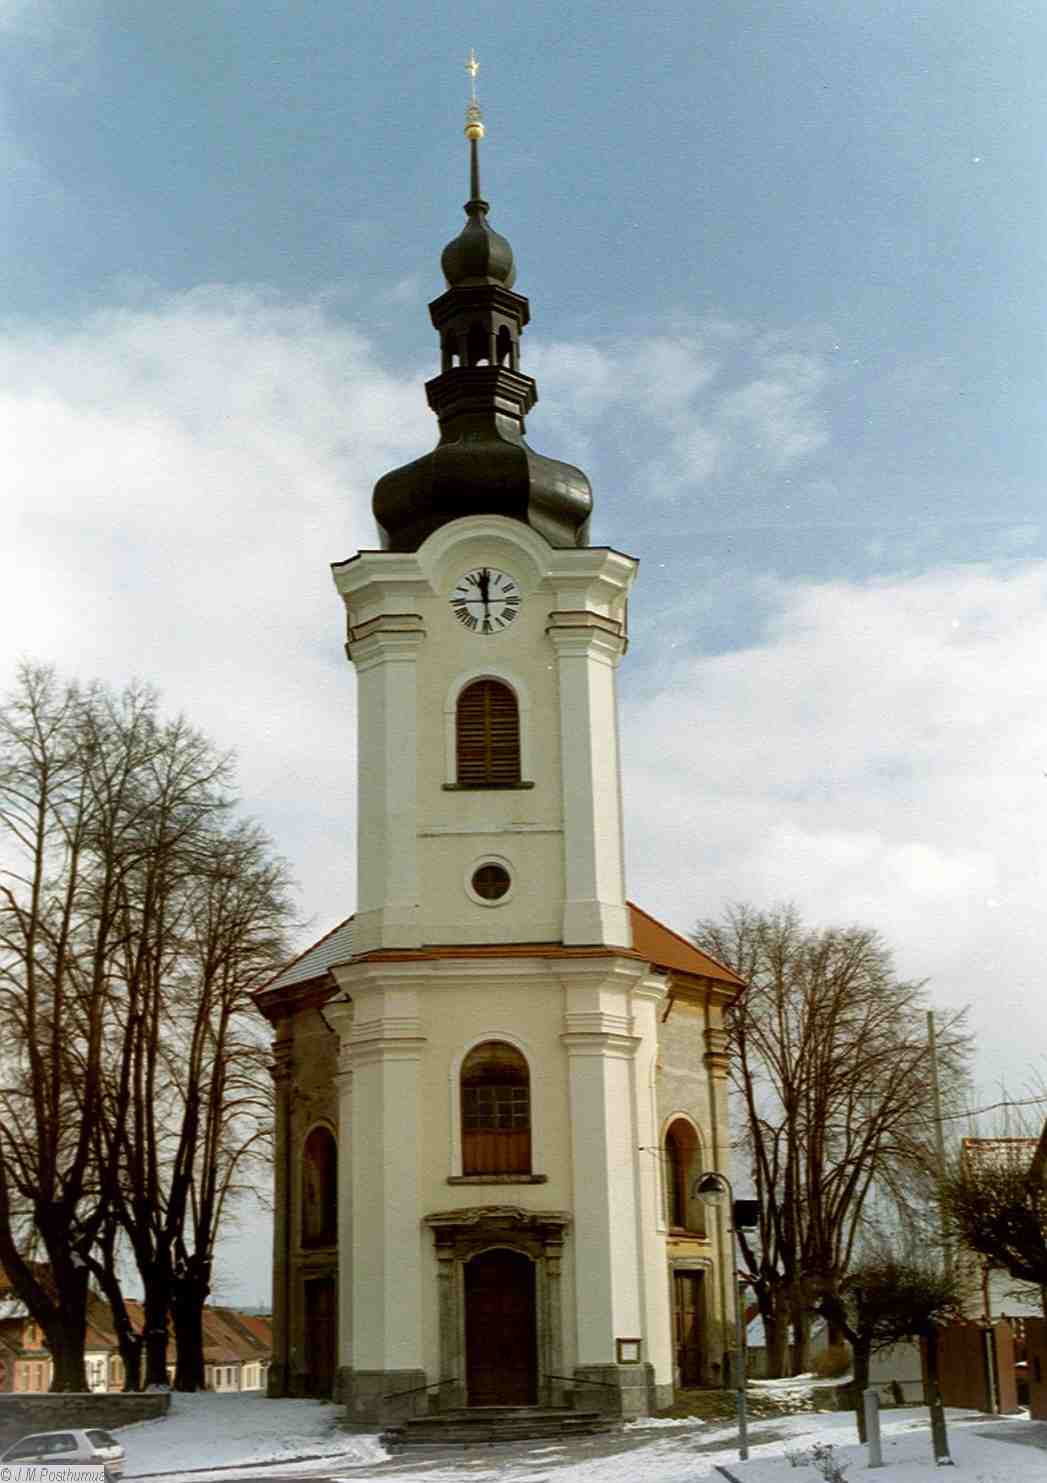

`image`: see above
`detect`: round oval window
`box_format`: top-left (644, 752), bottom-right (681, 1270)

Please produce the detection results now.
top-left (471, 863), bottom-right (511, 901)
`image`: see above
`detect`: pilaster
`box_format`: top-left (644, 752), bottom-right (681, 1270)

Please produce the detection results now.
top-left (346, 618), bottom-right (425, 953)
top-left (548, 621), bottom-right (631, 947)
top-left (267, 1038), bottom-right (293, 1397)
top-left (330, 966), bottom-right (428, 1424)
top-left (326, 1001), bottom-right (355, 1405)
top-left (630, 974), bottom-right (674, 1405)
top-left (703, 1017), bottom-right (734, 1381)
top-left (561, 960), bottom-right (646, 1377)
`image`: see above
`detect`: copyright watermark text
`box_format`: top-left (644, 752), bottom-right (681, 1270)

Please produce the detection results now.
top-left (0, 1468), bottom-right (105, 1482)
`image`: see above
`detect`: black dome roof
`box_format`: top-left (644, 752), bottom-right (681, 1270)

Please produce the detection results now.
top-left (370, 128), bottom-right (593, 552)
top-left (440, 199), bottom-right (517, 288)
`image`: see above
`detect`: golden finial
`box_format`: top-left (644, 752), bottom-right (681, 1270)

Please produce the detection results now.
top-left (464, 49), bottom-right (484, 141)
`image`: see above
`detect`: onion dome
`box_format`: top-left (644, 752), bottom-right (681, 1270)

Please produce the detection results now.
top-left (370, 55), bottom-right (593, 553)
top-left (440, 199), bottom-right (517, 288)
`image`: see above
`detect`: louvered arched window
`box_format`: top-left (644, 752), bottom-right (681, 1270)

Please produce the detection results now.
top-left (456, 679), bottom-right (521, 787)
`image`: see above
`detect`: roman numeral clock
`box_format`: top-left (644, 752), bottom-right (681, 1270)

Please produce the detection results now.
top-left (450, 566), bottom-right (522, 633)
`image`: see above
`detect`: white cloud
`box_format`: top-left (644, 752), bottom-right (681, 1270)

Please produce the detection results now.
top-left (1, 287), bottom-right (433, 925)
top-left (528, 324), bottom-right (832, 497)
top-left (622, 561), bottom-right (1047, 1103)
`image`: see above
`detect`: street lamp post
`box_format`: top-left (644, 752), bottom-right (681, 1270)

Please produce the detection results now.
top-left (694, 1170), bottom-right (748, 1462)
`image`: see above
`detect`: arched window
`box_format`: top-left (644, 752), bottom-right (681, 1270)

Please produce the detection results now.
top-left (301, 1125), bottom-right (337, 1247)
top-left (461, 1041), bottom-right (531, 1175)
top-left (456, 680), bottom-right (521, 786)
top-left (496, 325), bottom-right (513, 366)
top-left (665, 1119), bottom-right (705, 1234)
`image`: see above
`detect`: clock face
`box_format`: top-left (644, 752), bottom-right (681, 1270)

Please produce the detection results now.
top-left (450, 567), bottom-right (522, 635)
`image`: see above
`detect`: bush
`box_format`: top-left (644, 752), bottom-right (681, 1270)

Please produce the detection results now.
top-left (812, 1342), bottom-right (851, 1379)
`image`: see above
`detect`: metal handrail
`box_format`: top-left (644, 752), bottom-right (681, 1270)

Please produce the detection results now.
top-left (539, 1371), bottom-right (622, 1389)
top-left (381, 1370), bottom-right (625, 1402)
top-left (380, 1376), bottom-right (458, 1401)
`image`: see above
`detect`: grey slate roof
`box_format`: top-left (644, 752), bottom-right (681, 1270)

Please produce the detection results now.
top-left (261, 916), bottom-right (354, 994)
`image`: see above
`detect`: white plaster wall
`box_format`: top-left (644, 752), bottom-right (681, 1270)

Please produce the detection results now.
top-left (337, 976), bottom-right (426, 1373)
top-left (334, 516), bottom-right (638, 953)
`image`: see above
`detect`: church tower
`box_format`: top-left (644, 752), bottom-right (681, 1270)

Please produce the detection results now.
top-left (258, 62), bottom-right (743, 1429)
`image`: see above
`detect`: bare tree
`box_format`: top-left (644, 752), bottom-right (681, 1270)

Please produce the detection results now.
top-left (816, 1254), bottom-right (961, 1444)
top-left (0, 663), bottom-right (294, 1391)
top-left (0, 666), bottom-right (162, 1389)
top-left (693, 903), bottom-right (969, 1377)
top-left (165, 822), bottom-right (292, 1389)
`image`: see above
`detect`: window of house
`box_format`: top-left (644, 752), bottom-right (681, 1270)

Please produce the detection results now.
top-left (664, 1119), bottom-right (705, 1234)
top-left (456, 680), bottom-right (521, 787)
top-left (461, 1041), bottom-right (531, 1175)
top-left (301, 1125), bottom-right (337, 1247)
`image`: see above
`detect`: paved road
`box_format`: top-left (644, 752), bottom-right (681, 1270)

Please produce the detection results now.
top-left (153, 1421), bottom-right (794, 1483)
top-left (974, 1419), bottom-right (1047, 1452)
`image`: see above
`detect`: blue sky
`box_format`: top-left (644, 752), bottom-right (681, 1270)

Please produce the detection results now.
top-left (3, 1), bottom-right (1046, 1301)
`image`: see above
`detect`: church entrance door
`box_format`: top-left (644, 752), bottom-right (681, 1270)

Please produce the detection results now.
top-left (304, 1276), bottom-right (336, 1397)
top-left (673, 1270), bottom-right (704, 1386)
top-left (464, 1248), bottom-right (537, 1406)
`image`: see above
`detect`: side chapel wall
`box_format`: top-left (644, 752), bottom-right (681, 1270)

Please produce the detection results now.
top-left (656, 994), bottom-right (731, 1385)
top-left (270, 1004), bottom-right (339, 1397)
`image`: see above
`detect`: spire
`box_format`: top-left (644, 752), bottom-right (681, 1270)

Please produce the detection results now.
top-left (465, 47), bottom-right (483, 203)
top-left (440, 50), bottom-right (516, 290)
top-left (370, 53), bottom-right (593, 553)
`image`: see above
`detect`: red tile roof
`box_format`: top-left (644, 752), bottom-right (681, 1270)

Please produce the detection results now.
top-left (258, 903), bottom-right (744, 998)
top-left (627, 902), bottom-right (744, 987)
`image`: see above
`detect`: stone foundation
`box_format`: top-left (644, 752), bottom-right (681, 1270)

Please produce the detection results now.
top-left (572, 1362), bottom-right (655, 1419)
top-left (344, 1368), bottom-right (428, 1426)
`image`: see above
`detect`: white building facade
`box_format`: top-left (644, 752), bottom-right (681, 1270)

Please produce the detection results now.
top-left (257, 116), bottom-right (742, 1425)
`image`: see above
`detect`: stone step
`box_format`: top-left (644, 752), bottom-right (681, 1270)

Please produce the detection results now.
top-left (383, 1406), bottom-right (618, 1447)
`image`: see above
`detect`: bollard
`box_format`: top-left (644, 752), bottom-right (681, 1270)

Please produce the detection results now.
top-left (864, 1388), bottom-right (884, 1468)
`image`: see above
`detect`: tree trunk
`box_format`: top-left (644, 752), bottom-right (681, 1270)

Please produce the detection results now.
top-left (91, 1246), bottom-right (145, 1393)
top-left (119, 1332), bottom-right (145, 1393)
top-left (764, 1292), bottom-right (789, 1378)
top-left (925, 1327), bottom-right (954, 1466)
top-left (45, 1316), bottom-right (89, 1393)
top-left (791, 1305), bottom-right (811, 1376)
top-left (142, 1274), bottom-right (171, 1388)
top-left (852, 1339), bottom-right (871, 1443)
top-left (37, 1261), bottom-right (90, 1393)
top-left (171, 1272), bottom-right (209, 1392)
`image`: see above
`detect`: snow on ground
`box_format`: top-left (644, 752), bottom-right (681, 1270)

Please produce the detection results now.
top-left (117, 1392), bottom-right (388, 1477)
top-left (115, 1390), bottom-right (1047, 1483)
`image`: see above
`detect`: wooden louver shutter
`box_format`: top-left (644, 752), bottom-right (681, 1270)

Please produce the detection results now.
top-left (456, 680), bottom-right (521, 785)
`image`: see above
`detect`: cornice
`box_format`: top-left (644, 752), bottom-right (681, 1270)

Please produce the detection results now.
top-left (546, 623), bottom-right (626, 664)
top-left (346, 624), bottom-right (426, 670)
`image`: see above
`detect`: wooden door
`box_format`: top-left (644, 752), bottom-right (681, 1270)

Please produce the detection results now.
top-left (673, 1270), bottom-right (704, 1386)
top-left (465, 1249), bottom-right (537, 1406)
top-left (304, 1276), bottom-right (336, 1397)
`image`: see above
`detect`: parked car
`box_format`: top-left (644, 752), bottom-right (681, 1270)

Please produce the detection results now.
top-left (0, 1428), bottom-right (124, 1479)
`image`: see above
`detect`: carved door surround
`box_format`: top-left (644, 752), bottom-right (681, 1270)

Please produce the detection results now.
top-left (424, 1205), bottom-right (570, 1409)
